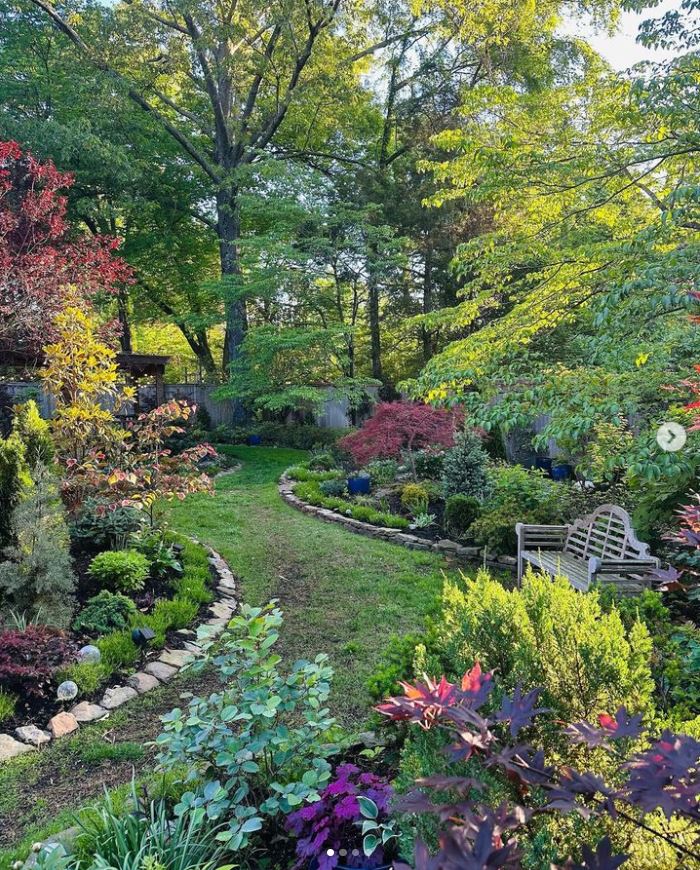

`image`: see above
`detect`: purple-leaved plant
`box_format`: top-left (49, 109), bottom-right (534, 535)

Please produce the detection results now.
top-left (286, 763), bottom-right (394, 869)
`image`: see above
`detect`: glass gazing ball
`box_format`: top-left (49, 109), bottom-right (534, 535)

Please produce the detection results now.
top-left (56, 680), bottom-right (78, 701)
top-left (78, 644), bottom-right (101, 664)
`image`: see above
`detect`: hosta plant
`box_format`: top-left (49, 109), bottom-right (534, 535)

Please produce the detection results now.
top-left (156, 602), bottom-right (338, 851)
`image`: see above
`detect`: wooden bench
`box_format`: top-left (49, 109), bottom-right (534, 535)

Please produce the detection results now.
top-left (515, 504), bottom-right (659, 594)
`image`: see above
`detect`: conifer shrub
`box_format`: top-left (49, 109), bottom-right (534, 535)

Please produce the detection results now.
top-left (441, 429), bottom-right (490, 499)
top-left (0, 430), bottom-right (30, 549)
top-left (437, 570), bottom-right (654, 721)
top-left (444, 494), bottom-right (481, 537)
top-left (400, 482), bottom-right (429, 515)
top-left (72, 590), bottom-right (137, 637)
top-left (0, 462), bottom-right (76, 627)
top-left (12, 399), bottom-right (54, 468)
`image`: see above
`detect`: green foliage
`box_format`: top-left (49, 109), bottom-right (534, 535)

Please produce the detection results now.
top-left (87, 549), bottom-right (151, 594)
top-left (412, 450), bottom-right (445, 480)
top-left (286, 465), bottom-right (343, 482)
top-left (0, 462), bottom-right (76, 627)
top-left (73, 783), bottom-right (226, 870)
top-left (70, 499), bottom-right (144, 551)
top-left (307, 452), bottom-right (336, 471)
top-left (0, 689), bottom-right (16, 723)
top-left (400, 482), bottom-right (429, 514)
top-left (444, 494), bottom-right (481, 537)
top-left (292, 480), bottom-right (409, 529)
top-left (172, 569), bottom-right (213, 606)
top-left (72, 591), bottom-right (137, 637)
top-left (12, 400), bottom-right (54, 469)
top-left (441, 431), bottom-right (489, 499)
top-left (129, 527), bottom-right (182, 580)
top-left (57, 660), bottom-right (110, 695)
top-left (469, 465), bottom-right (567, 554)
top-left (0, 430), bottom-right (31, 550)
top-left (366, 633), bottom-right (427, 702)
top-left (319, 478), bottom-right (348, 497)
top-left (156, 602), bottom-right (338, 851)
top-left (438, 570), bottom-right (654, 721)
top-left (213, 422), bottom-right (344, 450)
top-left (363, 459), bottom-right (399, 485)
top-left (96, 630), bottom-right (139, 671)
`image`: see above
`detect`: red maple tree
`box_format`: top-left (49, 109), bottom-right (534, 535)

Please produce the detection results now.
top-left (339, 401), bottom-right (462, 475)
top-left (0, 140), bottom-right (132, 360)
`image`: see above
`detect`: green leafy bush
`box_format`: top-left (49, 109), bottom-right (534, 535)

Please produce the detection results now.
top-left (400, 482), bottom-right (429, 514)
top-left (364, 458), bottom-right (399, 484)
top-left (438, 570), bottom-right (654, 721)
top-left (71, 499), bottom-right (144, 551)
top-left (156, 602), bottom-right (338, 852)
top-left (213, 422), bottom-right (343, 450)
top-left (444, 494), bottom-right (481, 537)
top-left (0, 689), bottom-right (16, 723)
top-left (308, 452), bottom-right (337, 470)
top-left (57, 660), bottom-right (110, 694)
top-left (469, 464), bottom-right (567, 554)
top-left (72, 591), bottom-right (137, 637)
top-left (412, 450), bottom-right (445, 480)
top-left (96, 629), bottom-right (139, 670)
top-left (292, 481), bottom-right (409, 528)
top-left (366, 633), bottom-right (426, 701)
top-left (319, 478), bottom-right (347, 497)
top-left (129, 527), bottom-right (182, 579)
top-left (88, 549), bottom-right (151, 593)
top-left (441, 430), bottom-right (490, 499)
top-left (0, 462), bottom-right (76, 627)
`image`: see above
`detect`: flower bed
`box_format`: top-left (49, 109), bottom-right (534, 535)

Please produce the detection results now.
top-left (0, 539), bottom-right (237, 761)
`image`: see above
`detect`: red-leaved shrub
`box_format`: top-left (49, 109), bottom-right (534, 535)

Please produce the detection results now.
top-left (0, 625), bottom-right (77, 698)
top-left (339, 402), bottom-right (462, 476)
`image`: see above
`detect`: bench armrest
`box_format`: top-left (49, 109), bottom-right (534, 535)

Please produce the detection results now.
top-left (588, 556), bottom-right (659, 578)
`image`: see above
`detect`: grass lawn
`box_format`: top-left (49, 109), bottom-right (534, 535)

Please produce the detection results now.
top-left (0, 445), bottom-right (463, 864)
top-left (167, 446), bottom-right (462, 725)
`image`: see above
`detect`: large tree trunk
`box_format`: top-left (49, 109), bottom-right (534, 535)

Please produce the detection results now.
top-left (217, 186), bottom-right (249, 421)
top-left (421, 242), bottom-right (435, 363)
top-left (117, 289), bottom-right (133, 353)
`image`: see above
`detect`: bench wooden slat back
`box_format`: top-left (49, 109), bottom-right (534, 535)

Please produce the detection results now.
top-left (564, 504), bottom-right (649, 561)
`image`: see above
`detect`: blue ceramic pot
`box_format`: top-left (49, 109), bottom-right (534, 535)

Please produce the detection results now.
top-left (247, 434), bottom-right (262, 446)
top-left (347, 476), bottom-right (371, 495)
top-left (551, 463), bottom-right (573, 481)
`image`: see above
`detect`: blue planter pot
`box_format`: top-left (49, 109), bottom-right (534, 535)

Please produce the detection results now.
top-left (551, 463), bottom-right (573, 481)
top-left (247, 434), bottom-right (262, 446)
top-left (347, 476), bottom-right (371, 495)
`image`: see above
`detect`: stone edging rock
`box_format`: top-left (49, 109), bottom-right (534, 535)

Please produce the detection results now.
top-left (278, 474), bottom-right (517, 572)
top-left (0, 543), bottom-right (238, 764)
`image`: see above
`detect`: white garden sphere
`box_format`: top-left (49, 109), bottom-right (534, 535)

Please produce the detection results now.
top-left (56, 680), bottom-right (79, 701)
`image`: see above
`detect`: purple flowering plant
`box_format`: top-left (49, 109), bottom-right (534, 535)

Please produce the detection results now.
top-left (286, 763), bottom-right (397, 869)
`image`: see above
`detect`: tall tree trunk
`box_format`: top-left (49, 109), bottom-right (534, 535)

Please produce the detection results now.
top-left (367, 238), bottom-right (383, 382)
top-left (217, 186), bottom-right (249, 421)
top-left (117, 289), bottom-right (132, 353)
top-left (421, 242), bottom-right (435, 363)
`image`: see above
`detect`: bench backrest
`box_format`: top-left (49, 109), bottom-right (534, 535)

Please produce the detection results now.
top-left (564, 504), bottom-right (651, 562)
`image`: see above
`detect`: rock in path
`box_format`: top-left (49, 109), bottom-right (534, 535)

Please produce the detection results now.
top-left (0, 733), bottom-right (36, 760)
top-left (15, 725), bottom-right (51, 747)
top-left (100, 686), bottom-right (138, 710)
top-left (127, 672), bottom-right (161, 693)
top-left (144, 661), bottom-right (177, 682)
top-left (69, 701), bottom-right (108, 723)
top-left (158, 648), bottom-right (191, 668)
top-left (48, 712), bottom-right (79, 739)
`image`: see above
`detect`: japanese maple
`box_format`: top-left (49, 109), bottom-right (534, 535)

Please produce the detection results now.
top-left (0, 140), bottom-right (132, 360)
top-left (339, 403), bottom-right (462, 478)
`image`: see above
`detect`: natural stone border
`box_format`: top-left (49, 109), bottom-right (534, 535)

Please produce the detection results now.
top-left (278, 474), bottom-right (517, 572)
top-left (0, 543), bottom-right (238, 763)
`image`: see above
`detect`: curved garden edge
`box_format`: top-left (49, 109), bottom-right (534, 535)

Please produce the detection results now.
top-left (0, 544), bottom-right (239, 764)
top-left (278, 473), bottom-right (517, 574)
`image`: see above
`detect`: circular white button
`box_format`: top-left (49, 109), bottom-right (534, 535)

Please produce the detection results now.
top-left (657, 422), bottom-right (687, 452)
